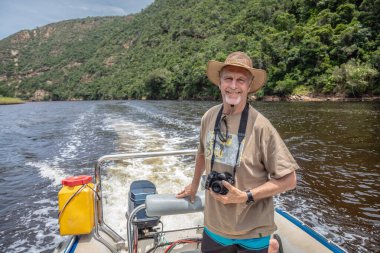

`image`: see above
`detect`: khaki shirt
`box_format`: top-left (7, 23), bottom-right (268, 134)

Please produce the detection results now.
top-left (198, 104), bottom-right (299, 239)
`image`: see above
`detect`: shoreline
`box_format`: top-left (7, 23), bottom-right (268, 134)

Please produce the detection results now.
top-left (3, 95), bottom-right (380, 103)
top-left (0, 97), bottom-right (25, 105)
top-left (251, 95), bottom-right (380, 102)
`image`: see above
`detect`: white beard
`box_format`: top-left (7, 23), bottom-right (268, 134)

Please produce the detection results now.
top-left (224, 92), bottom-right (242, 106)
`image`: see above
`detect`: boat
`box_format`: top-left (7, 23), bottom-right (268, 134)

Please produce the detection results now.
top-left (53, 150), bottom-right (346, 253)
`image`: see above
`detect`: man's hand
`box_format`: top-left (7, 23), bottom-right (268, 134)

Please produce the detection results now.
top-left (176, 184), bottom-right (198, 203)
top-left (209, 180), bottom-right (247, 204)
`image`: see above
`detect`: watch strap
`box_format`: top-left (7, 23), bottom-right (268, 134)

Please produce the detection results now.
top-left (245, 190), bottom-right (254, 204)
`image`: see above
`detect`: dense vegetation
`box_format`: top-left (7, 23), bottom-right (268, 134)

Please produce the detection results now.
top-left (0, 0), bottom-right (378, 100)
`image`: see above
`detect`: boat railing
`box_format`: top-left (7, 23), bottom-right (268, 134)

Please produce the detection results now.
top-left (126, 192), bottom-right (205, 253)
top-left (93, 149), bottom-right (198, 253)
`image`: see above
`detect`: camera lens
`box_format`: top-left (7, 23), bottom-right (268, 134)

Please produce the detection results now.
top-left (211, 181), bottom-right (223, 193)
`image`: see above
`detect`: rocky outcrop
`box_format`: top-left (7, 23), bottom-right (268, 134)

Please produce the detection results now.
top-left (104, 56), bottom-right (115, 67)
top-left (31, 89), bottom-right (50, 101)
top-left (11, 31), bottom-right (31, 43)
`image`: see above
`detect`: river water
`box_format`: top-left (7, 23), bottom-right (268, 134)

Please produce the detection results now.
top-left (0, 100), bottom-right (378, 253)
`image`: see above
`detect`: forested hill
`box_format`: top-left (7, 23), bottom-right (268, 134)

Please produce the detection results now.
top-left (0, 0), bottom-right (379, 101)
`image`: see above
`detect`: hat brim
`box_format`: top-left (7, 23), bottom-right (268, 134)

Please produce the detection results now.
top-left (207, 60), bottom-right (267, 93)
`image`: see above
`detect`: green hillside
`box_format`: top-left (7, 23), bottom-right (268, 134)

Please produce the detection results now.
top-left (0, 0), bottom-right (379, 100)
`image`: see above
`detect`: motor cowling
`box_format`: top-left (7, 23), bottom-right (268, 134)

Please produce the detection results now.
top-left (128, 180), bottom-right (160, 231)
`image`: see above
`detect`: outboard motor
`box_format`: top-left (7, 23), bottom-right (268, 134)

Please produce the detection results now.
top-left (128, 180), bottom-right (160, 236)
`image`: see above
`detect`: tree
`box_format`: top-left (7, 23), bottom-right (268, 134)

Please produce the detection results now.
top-left (144, 68), bottom-right (172, 99)
top-left (329, 60), bottom-right (378, 96)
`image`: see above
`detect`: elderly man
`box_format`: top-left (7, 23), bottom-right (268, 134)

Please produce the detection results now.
top-left (177, 51), bottom-right (298, 253)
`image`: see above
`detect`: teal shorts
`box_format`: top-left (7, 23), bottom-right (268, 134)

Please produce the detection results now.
top-left (202, 227), bottom-right (270, 253)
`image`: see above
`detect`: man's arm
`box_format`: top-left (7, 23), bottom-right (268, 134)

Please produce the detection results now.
top-left (176, 153), bottom-right (205, 202)
top-left (210, 171), bottom-right (297, 204)
top-left (251, 171), bottom-right (297, 201)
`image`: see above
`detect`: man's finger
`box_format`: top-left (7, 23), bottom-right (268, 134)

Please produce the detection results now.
top-left (176, 190), bottom-right (186, 198)
top-left (222, 180), bottom-right (234, 189)
top-left (190, 194), bottom-right (195, 203)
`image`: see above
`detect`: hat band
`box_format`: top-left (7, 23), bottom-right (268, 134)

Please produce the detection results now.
top-left (225, 59), bottom-right (252, 68)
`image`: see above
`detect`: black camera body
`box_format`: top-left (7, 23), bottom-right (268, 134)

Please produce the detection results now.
top-left (205, 171), bottom-right (235, 195)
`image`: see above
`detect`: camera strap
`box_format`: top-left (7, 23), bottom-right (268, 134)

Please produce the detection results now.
top-left (210, 103), bottom-right (250, 179)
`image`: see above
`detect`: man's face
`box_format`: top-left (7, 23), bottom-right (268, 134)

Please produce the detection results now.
top-left (219, 65), bottom-right (252, 108)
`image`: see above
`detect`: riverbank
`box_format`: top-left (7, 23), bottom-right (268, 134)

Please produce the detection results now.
top-left (5, 95), bottom-right (380, 103)
top-left (0, 97), bottom-right (25, 105)
top-left (251, 95), bottom-right (380, 102)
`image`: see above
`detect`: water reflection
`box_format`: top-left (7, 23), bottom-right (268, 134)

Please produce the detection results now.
top-left (99, 100), bottom-right (380, 252)
top-left (252, 102), bottom-right (379, 252)
top-left (1, 100), bottom-right (377, 252)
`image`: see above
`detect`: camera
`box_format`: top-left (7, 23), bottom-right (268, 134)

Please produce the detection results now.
top-left (205, 171), bottom-right (235, 195)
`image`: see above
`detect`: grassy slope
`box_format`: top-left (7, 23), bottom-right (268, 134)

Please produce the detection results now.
top-left (0, 97), bottom-right (24, 105)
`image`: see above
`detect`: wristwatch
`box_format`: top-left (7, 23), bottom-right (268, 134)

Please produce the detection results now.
top-left (245, 190), bottom-right (255, 204)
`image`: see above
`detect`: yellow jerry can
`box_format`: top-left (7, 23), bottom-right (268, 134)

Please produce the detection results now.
top-left (58, 175), bottom-right (95, 235)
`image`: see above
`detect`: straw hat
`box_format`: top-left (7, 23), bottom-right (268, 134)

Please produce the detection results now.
top-left (207, 51), bottom-right (267, 93)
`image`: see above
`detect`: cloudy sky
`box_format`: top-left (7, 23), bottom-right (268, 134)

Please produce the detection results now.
top-left (0, 0), bottom-right (155, 40)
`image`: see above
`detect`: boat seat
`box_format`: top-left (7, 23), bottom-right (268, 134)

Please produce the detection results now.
top-left (145, 192), bottom-right (205, 217)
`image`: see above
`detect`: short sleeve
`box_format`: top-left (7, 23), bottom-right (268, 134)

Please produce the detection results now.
top-left (197, 113), bottom-right (207, 155)
top-left (260, 123), bottom-right (299, 179)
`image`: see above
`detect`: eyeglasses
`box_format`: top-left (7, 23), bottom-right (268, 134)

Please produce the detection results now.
top-left (217, 115), bottom-right (229, 143)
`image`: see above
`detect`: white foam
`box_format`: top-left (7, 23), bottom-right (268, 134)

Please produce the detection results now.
top-left (5, 201), bottom-right (64, 253)
top-left (34, 198), bottom-right (53, 204)
top-left (30, 109), bottom-right (96, 186)
top-left (102, 160), bottom-right (203, 238)
top-left (58, 108), bottom-right (96, 160)
top-left (125, 102), bottom-right (199, 133)
top-left (27, 161), bottom-right (68, 187)
top-left (100, 115), bottom-right (202, 237)
top-left (60, 136), bottom-right (81, 159)
top-left (7, 238), bottom-right (28, 252)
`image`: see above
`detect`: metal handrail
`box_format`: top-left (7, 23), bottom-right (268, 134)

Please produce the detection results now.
top-left (93, 149), bottom-right (197, 251)
top-left (126, 203), bottom-right (205, 253)
top-left (127, 204), bottom-right (146, 253)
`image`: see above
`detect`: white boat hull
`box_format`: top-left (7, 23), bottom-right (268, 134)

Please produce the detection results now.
top-left (55, 207), bottom-right (345, 253)
top-left (54, 150), bottom-right (346, 253)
